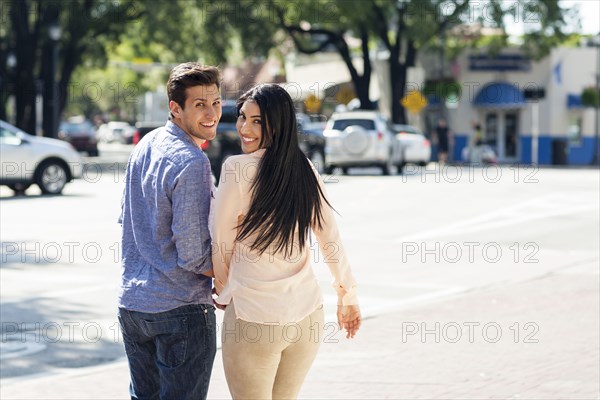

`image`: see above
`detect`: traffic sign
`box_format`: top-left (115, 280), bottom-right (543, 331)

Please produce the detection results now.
top-left (304, 94), bottom-right (322, 113)
top-left (401, 91), bottom-right (428, 114)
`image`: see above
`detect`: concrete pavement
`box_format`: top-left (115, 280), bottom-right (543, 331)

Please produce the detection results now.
top-left (1, 258), bottom-right (598, 400)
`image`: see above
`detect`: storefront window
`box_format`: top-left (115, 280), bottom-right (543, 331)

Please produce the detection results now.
top-left (567, 113), bottom-right (582, 144)
top-left (485, 113), bottom-right (497, 147)
top-left (505, 112), bottom-right (519, 158)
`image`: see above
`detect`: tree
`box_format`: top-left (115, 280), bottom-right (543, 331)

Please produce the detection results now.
top-left (218, 0), bottom-right (578, 123)
top-left (1, 0), bottom-right (146, 135)
top-left (275, 1), bottom-right (375, 110)
top-left (340, 0), bottom-right (577, 123)
top-left (0, 0), bottom-right (225, 136)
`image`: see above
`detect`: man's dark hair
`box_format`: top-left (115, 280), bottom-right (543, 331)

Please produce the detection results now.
top-left (167, 63), bottom-right (221, 118)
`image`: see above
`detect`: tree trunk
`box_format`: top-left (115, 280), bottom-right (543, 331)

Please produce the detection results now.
top-left (58, 50), bottom-right (80, 120)
top-left (357, 25), bottom-right (374, 110)
top-left (389, 39), bottom-right (417, 124)
top-left (390, 62), bottom-right (407, 124)
top-left (333, 34), bottom-right (371, 110)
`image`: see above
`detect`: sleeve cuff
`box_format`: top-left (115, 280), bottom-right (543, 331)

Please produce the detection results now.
top-left (334, 284), bottom-right (358, 306)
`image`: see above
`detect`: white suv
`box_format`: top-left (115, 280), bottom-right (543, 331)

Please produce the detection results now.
top-left (323, 111), bottom-right (401, 175)
top-left (0, 120), bottom-right (83, 195)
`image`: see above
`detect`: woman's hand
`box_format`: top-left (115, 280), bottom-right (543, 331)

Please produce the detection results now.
top-left (212, 287), bottom-right (227, 310)
top-left (337, 305), bottom-right (362, 339)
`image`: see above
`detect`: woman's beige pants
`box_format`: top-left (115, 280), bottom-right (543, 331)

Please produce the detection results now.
top-left (222, 303), bottom-right (325, 399)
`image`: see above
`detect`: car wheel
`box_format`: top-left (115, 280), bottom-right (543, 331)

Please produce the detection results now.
top-left (341, 167), bottom-right (349, 175)
top-left (309, 150), bottom-right (325, 174)
top-left (88, 149), bottom-right (99, 157)
top-left (382, 156), bottom-right (396, 176)
top-left (324, 165), bottom-right (335, 175)
top-left (35, 160), bottom-right (68, 195)
top-left (8, 183), bottom-right (31, 195)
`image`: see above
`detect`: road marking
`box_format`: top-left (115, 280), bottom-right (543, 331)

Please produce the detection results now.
top-left (395, 194), bottom-right (598, 243)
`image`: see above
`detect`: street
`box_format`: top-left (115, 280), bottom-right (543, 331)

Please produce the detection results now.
top-left (1, 144), bottom-right (599, 398)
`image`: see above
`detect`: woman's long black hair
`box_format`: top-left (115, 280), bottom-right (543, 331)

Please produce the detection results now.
top-left (235, 84), bottom-right (333, 257)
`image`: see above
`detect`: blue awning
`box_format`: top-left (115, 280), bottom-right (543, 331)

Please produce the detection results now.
top-left (567, 94), bottom-right (582, 108)
top-left (473, 82), bottom-right (526, 108)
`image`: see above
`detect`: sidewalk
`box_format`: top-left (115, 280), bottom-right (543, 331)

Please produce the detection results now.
top-left (1, 264), bottom-right (598, 399)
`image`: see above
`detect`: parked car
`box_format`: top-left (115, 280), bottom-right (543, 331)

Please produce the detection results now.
top-left (132, 121), bottom-right (164, 145)
top-left (297, 113), bottom-right (327, 174)
top-left (392, 124), bottom-right (432, 171)
top-left (210, 100), bottom-right (241, 181)
top-left (323, 111), bottom-right (401, 175)
top-left (58, 116), bottom-right (99, 156)
top-left (1, 119), bottom-right (83, 195)
top-left (97, 121), bottom-right (134, 144)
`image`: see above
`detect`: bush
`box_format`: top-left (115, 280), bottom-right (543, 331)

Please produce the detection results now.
top-left (581, 86), bottom-right (600, 108)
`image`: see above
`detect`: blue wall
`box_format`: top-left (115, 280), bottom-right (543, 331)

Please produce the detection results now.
top-left (452, 135), bottom-right (469, 161)
top-left (452, 134), bottom-right (598, 165)
top-left (568, 137), bottom-right (598, 165)
top-left (520, 136), bottom-right (553, 165)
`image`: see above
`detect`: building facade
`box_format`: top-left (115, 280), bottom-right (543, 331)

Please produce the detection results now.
top-left (432, 47), bottom-right (599, 165)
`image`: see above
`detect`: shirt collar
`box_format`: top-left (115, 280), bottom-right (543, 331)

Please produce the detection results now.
top-left (165, 120), bottom-right (198, 147)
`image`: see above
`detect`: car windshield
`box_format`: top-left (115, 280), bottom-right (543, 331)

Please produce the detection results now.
top-left (60, 122), bottom-right (93, 134)
top-left (332, 119), bottom-right (375, 131)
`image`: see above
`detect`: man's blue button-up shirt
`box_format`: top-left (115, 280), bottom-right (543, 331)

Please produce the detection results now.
top-left (118, 121), bottom-right (213, 313)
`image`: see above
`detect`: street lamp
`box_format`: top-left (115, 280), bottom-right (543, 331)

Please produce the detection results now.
top-left (46, 21), bottom-right (61, 138)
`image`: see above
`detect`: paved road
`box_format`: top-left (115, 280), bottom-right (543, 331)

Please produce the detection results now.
top-left (1, 145), bottom-right (598, 398)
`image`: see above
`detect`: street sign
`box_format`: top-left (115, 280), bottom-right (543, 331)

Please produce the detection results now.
top-left (335, 86), bottom-right (356, 105)
top-left (304, 94), bottom-right (321, 113)
top-left (401, 91), bottom-right (428, 114)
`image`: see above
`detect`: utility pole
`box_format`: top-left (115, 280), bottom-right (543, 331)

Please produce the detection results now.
top-left (594, 32), bottom-right (600, 166)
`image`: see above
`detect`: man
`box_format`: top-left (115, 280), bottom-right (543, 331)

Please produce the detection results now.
top-left (117, 63), bottom-right (222, 400)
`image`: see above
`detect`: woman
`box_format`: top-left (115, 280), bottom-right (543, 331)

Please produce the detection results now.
top-left (212, 84), bottom-right (361, 399)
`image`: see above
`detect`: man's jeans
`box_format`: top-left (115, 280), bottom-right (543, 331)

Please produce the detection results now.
top-left (118, 304), bottom-right (217, 400)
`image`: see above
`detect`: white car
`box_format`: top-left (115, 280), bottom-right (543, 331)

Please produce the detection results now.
top-left (323, 111), bottom-right (401, 175)
top-left (0, 120), bottom-right (83, 195)
top-left (97, 121), bottom-right (133, 144)
top-left (392, 124), bottom-right (432, 171)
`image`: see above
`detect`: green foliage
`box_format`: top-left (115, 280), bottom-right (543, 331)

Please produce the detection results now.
top-left (581, 87), bottom-right (600, 108)
top-left (423, 79), bottom-right (462, 101)
top-left (2, 0), bottom-right (581, 126)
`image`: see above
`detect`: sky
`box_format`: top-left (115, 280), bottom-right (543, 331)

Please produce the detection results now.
top-left (504, 0), bottom-right (599, 36)
top-left (562, 0), bottom-right (600, 34)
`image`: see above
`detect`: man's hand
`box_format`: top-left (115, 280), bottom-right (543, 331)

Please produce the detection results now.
top-left (337, 304), bottom-right (362, 339)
